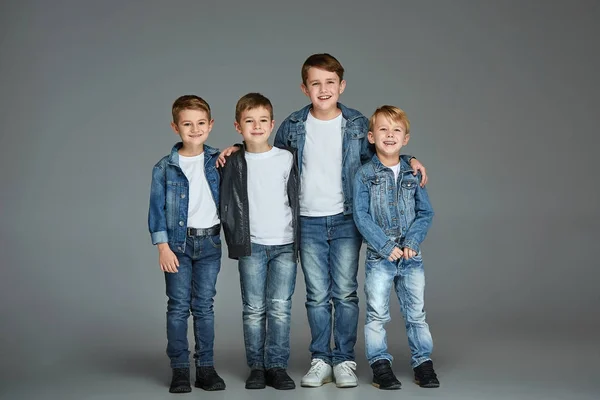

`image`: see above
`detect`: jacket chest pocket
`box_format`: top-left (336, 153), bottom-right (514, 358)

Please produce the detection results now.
top-left (368, 179), bottom-right (387, 224)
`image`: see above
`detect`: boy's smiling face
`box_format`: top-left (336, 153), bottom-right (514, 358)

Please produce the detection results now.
top-left (171, 109), bottom-right (213, 148)
top-left (234, 106), bottom-right (274, 147)
top-left (301, 67), bottom-right (346, 116)
top-left (368, 114), bottom-right (410, 158)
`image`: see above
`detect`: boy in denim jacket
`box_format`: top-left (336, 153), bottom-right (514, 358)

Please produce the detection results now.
top-left (353, 106), bottom-right (439, 390)
top-left (273, 54), bottom-right (428, 388)
top-left (148, 95), bottom-right (225, 393)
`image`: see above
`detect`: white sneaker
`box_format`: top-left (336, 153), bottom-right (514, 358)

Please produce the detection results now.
top-left (333, 361), bottom-right (358, 388)
top-left (301, 359), bottom-right (333, 387)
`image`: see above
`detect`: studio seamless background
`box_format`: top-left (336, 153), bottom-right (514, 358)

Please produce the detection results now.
top-left (0, 0), bottom-right (598, 398)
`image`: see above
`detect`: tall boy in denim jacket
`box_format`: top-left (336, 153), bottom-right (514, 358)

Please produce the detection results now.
top-left (148, 95), bottom-right (226, 393)
top-left (220, 93), bottom-right (299, 390)
top-left (353, 105), bottom-right (439, 390)
top-left (273, 54), bottom-right (428, 388)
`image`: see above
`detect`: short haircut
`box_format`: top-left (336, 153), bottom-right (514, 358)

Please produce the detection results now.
top-left (235, 92), bottom-right (274, 123)
top-left (171, 95), bottom-right (211, 123)
top-left (369, 105), bottom-right (411, 135)
top-left (301, 53), bottom-right (345, 85)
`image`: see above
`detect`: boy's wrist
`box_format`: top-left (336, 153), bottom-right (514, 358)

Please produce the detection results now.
top-left (157, 242), bottom-right (170, 251)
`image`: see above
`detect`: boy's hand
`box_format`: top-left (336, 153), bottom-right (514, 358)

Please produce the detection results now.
top-left (388, 247), bottom-right (403, 262)
top-left (216, 146), bottom-right (240, 168)
top-left (409, 158), bottom-right (428, 186)
top-left (402, 247), bottom-right (417, 260)
top-left (158, 243), bottom-right (180, 273)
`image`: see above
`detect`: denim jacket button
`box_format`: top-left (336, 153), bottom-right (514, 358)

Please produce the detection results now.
top-left (401, 210), bottom-right (404, 215)
top-left (179, 221), bottom-right (184, 226)
top-left (180, 193), bottom-right (185, 199)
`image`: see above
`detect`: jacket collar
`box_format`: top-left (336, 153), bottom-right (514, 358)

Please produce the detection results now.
top-left (289, 102), bottom-right (363, 123)
top-left (370, 154), bottom-right (413, 174)
top-left (167, 142), bottom-right (219, 166)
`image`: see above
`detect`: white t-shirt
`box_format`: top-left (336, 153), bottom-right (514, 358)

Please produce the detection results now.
top-left (389, 162), bottom-right (401, 182)
top-left (178, 153), bottom-right (220, 228)
top-left (246, 147), bottom-right (294, 245)
top-left (300, 112), bottom-right (344, 216)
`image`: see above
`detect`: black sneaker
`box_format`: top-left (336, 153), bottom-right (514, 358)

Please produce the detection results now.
top-left (195, 366), bottom-right (226, 391)
top-left (371, 360), bottom-right (402, 390)
top-left (169, 367), bottom-right (192, 393)
top-left (265, 368), bottom-right (296, 390)
top-left (245, 369), bottom-right (266, 389)
top-left (413, 360), bottom-right (440, 388)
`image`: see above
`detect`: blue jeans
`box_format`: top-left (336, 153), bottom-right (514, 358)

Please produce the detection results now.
top-left (165, 235), bottom-right (222, 368)
top-left (238, 243), bottom-right (297, 369)
top-left (299, 213), bottom-right (362, 365)
top-left (364, 251), bottom-right (433, 368)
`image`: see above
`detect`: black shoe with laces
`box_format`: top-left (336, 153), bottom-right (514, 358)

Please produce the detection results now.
top-left (413, 360), bottom-right (440, 388)
top-left (265, 368), bottom-right (296, 390)
top-left (169, 367), bottom-right (192, 393)
top-left (195, 366), bottom-right (226, 391)
top-left (245, 369), bottom-right (266, 389)
top-left (371, 360), bottom-right (402, 390)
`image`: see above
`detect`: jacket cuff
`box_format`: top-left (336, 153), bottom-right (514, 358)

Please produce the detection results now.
top-left (401, 239), bottom-right (420, 254)
top-left (380, 240), bottom-right (397, 259)
top-left (151, 231), bottom-right (169, 245)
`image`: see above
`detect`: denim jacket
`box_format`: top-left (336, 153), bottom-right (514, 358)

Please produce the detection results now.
top-left (353, 155), bottom-right (434, 258)
top-left (148, 142), bottom-right (221, 252)
top-left (274, 103), bottom-right (412, 215)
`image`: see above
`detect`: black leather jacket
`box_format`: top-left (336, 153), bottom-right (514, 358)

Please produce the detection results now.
top-left (220, 145), bottom-right (300, 260)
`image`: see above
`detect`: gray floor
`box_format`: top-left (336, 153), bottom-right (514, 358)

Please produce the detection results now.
top-left (2, 332), bottom-right (598, 400)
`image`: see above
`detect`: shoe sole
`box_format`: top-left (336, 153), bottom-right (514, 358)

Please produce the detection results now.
top-left (195, 382), bottom-right (226, 391)
top-left (169, 386), bottom-right (192, 393)
top-left (415, 379), bottom-right (440, 388)
top-left (245, 383), bottom-right (266, 389)
top-left (266, 383), bottom-right (296, 390)
top-left (300, 377), bottom-right (333, 387)
top-left (372, 382), bottom-right (402, 390)
top-left (336, 382), bottom-right (358, 388)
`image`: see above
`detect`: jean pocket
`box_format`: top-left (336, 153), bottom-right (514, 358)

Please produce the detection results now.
top-left (208, 235), bottom-right (222, 249)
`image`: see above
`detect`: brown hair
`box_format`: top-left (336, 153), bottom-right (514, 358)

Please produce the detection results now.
top-left (369, 105), bottom-right (411, 134)
top-left (171, 95), bottom-right (211, 123)
top-left (301, 53), bottom-right (345, 85)
top-left (235, 93), bottom-right (274, 123)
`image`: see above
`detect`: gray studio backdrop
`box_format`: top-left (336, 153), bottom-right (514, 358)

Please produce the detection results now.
top-left (1, 0), bottom-right (598, 396)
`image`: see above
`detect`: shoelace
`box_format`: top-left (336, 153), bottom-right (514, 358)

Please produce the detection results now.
top-left (199, 367), bottom-right (218, 378)
top-left (337, 361), bottom-right (357, 376)
top-left (308, 359), bottom-right (328, 375)
top-left (174, 369), bottom-right (189, 379)
top-left (418, 363), bottom-right (437, 379)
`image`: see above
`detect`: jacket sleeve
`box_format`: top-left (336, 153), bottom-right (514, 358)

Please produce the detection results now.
top-left (148, 164), bottom-right (168, 245)
top-left (274, 119), bottom-right (289, 148)
top-left (360, 117), bottom-right (374, 164)
top-left (353, 171), bottom-right (397, 259)
top-left (400, 154), bottom-right (414, 163)
top-left (401, 174), bottom-right (434, 253)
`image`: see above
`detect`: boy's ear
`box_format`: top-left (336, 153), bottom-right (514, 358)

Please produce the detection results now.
top-left (170, 121), bottom-right (179, 135)
top-left (403, 133), bottom-right (410, 145)
top-left (270, 119), bottom-right (275, 130)
top-left (300, 83), bottom-right (309, 97)
top-left (368, 131), bottom-right (375, 144)
top-left (339, 79), bottom-right (346, 94)
top-left (234, 121), bottom-right (242, 134)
